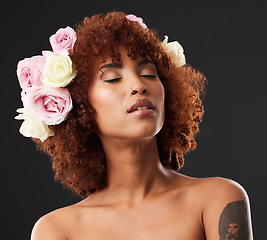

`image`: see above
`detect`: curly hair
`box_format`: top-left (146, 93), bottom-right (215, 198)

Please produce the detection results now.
top-left (33, 11), bottom-right (207, 198)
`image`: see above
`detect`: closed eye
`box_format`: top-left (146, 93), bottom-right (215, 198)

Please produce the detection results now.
top-left (104, 75), bottom-right (156, 83)
top-left (140, 75), bottom-right (156, 78)
top-left (104, 78), bottom-right (121, 83)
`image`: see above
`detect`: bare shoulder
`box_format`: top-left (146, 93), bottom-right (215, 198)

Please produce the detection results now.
top-left (186, 176), bottom-right (251, 214)
top-left (173, 174), bottom-right (248, 199)
top-left (198, 176), bottom-right (249, 201)
top-left (31, 204), bottom-right (78, 240)
top-left (189, 176), bottom-right (253, 240)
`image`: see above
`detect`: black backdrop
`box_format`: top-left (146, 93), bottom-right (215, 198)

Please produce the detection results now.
top-left (1, 0), bottom-right (266, 239)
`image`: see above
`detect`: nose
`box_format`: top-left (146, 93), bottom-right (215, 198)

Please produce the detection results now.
top-left (131, 87), bottom-right (147, 95)
top-left (129, 75), bottom-right (148, 95)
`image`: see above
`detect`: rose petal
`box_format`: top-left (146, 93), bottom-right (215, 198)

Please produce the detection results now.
top-left (15, 108), bottom-right (54, 142)
top-left (21, 86), bottom-right (73, 125)
top-left (49, 26), bottom-right (77, 52)
top-left (17, 56), bottom-right (46, 90)
top-left (126, 14), bottom-right (148, 30)
top-left (162, 35), bottom-right (186, 67)
top-left (42, 50), bottom-right (77, 88)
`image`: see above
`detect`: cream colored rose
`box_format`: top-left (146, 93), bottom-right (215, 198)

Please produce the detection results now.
top-left (42, 50), bottom-right (77, 87)
top-left (15, 108), bottom-right (54, 142)
top-left (162, 35), bottom-right (186, 67)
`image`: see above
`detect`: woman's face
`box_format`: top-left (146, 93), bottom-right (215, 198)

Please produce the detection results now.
top-left (88, 46), bottom-right (165, 141)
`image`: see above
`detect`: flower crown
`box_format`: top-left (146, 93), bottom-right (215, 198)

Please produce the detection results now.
top-left (15, 14), bottom-right (186, 142)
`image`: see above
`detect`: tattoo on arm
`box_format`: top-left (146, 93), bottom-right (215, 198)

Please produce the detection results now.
top-left (218, 200), bottom-right (250, 240)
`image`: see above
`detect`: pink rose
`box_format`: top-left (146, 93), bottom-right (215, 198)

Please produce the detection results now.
top-left (126, 14), bottom-right (148, 30)
top-left (21, 86), bottom-right (73, 125)
top-left (17, 56), bottom-right (46, 90)
top-left (49, 26), bottom-right (77, 52)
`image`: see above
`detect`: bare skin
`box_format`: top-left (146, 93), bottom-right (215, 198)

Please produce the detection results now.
top-left (31, 47), bottom-right (253, 240)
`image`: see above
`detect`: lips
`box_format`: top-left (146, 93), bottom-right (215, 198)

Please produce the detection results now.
top-left (127, 99), bottom-right (155, 113)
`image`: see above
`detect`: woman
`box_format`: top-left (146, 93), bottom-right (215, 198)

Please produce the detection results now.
top-left (16, 12), bottom-right (253, 240)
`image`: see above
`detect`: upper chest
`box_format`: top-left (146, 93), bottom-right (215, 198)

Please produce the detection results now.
top-left (67, 192), bottom-right (206, 240)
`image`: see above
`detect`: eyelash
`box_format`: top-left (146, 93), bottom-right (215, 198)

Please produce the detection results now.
top-left (104, 75), bottom-right (156, 83)
top-left (141, 75), bottom-right (156, 79)
top-left (104, 78), bottom-right (121, 83)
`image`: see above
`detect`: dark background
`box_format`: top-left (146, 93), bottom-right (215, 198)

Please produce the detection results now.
top-left (1, 0), bottom-right (266, 239)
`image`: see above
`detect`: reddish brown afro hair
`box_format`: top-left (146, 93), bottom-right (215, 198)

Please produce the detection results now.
top-left (34, 11), bottom-right (207, 198)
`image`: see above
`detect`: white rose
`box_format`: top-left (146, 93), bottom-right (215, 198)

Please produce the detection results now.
top-left (162, 35), bottom-right (186, 67)
top-left (15, 108), bottom-right (54, 142)
top-left (42, 50), bottom-right (77, 87)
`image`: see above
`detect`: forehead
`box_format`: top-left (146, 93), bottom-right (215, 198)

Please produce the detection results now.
top-left (97, 45), bottom-right (152, 69)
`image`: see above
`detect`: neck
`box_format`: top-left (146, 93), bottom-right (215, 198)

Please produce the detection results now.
top-left (99, 135), bottom-right (175, 204)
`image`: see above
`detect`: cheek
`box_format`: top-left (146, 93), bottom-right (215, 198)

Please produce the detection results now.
top-left (151, 80), bottom-right (165, 125)
top-left (160, 82), bottom-right (165, 101)
top-left (89, 87), bottom-right (113, 114)
top-left (153, 81), bottom-right (165, 107)
top-left (88, 85), bottom-right (124, 126)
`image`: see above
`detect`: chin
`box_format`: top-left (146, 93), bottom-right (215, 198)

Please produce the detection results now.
top-left (123, 125), bottom-right (162, 140)
top-left (98, 119), bottom-right (164, 140)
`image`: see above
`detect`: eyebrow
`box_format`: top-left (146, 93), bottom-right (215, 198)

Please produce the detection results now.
top-left (98, 59), bottom-right (155, 71)
top-left (99, 63), bottom-right (122, 71)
